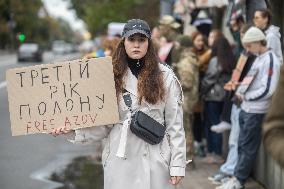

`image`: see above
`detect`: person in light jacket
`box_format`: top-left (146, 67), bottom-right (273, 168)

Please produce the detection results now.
top-left (217, 27), bottom-right (281, 189)
top-left (254, 8), bottom-right (283, 63)
top-left (51, 19), bottom-right (186, 189)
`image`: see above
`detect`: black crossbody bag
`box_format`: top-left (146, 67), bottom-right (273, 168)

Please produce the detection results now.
top-left (123, 91), bottom-right (166, 145)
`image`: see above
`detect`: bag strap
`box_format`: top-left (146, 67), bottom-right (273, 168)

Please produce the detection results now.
top-left (122, 89), bottom-right (166, 126)
top-left (122, 89), bottom-right (133, 113)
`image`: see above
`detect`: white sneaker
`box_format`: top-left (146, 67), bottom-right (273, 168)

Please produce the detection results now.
top-left (221, 176), bottom-right (231, 184)
top-left (208, 171), bottom-right (230, 185)
top-left (211, 121), bottom-right (231, 133)
top-left (215, 177), bottom-right (244, 189)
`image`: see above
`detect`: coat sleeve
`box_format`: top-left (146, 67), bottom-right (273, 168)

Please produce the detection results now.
top-left (64, 125), bottom-right (112, 144)
top-left (164, 74), bottom-right (186, 177)
top-left (177, 56), bottom-right (197, 91)
top-left (244, 56), bottom-right (280, 101)
top-left (201, 58), bottom-right (219, 96)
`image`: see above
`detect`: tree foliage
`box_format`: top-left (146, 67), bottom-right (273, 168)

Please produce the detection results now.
top-left (68, 0), bottom-right (160, 36)
top-left (0, 0), bottom-right (77, 50)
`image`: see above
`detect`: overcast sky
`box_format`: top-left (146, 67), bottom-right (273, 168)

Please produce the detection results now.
top-left (42, 0), bottom-right (86, 32)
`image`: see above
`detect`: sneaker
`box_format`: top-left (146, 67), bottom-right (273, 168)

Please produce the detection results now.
top-left (197, 144), bottom-right (206, 157)
top-left (211, 121), bottom-right (232, 133)
top-left (208, 172), bottom-right (231, 185)
top-left (220, 176), bottom-right (231, 184)
top-left (194, 142), bottom-right (206, 157)
top-left (215, 177), bottom-right (244, 189)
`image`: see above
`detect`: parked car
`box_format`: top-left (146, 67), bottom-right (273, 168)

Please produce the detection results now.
top-left (52, 40), bottom-right (68, 55)
top-left (17, 43), bottom-right (43, 62)
top-left (79, 40), bottom-right (94, 54)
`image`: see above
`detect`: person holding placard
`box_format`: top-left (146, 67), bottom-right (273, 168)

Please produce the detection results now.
top-left (51, 19), bottom-right (186, 189)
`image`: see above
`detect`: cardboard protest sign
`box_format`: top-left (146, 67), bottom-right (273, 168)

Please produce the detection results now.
top-left (6, 56), bottom-right (119, 136)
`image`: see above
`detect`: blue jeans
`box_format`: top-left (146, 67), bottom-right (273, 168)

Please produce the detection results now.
top-left (220, 104), bottom-right (241, 175)
top-left (234, 110), bottom-right (265, 184)
top-left (204, 101), bottom-right (223, 155)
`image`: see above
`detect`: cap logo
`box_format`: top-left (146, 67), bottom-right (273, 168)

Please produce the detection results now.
top-left (132, 24), bottom-right (142, 28)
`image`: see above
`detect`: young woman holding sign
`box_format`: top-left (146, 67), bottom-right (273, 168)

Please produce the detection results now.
top-left (51, 19), bottom-right (186, 189)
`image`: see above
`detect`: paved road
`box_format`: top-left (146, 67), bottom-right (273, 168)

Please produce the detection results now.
top-left (0, 52), bottom-right (97, 189)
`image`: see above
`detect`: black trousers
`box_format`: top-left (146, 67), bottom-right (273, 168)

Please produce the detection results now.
top-left (193, 112), bottom-right (203, 143)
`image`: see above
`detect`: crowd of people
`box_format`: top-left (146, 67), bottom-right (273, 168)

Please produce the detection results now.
top-left (149, 7), bottom-right (282, 189)
top-left (51, 3), bottom-right (283, 189)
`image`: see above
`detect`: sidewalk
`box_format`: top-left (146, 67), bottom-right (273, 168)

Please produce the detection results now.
top-left (0, 50), bottom-right (15, 60)
top-left (0, 50), bottom-right (14, 55)
top-left (181, 156), bottom-right (265, 189)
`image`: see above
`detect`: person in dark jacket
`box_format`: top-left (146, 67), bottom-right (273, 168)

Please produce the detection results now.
top-left (209, 24), bottom-right (256, 184)
top-left (230, 15), bottom-right (245, 59)
top-left (201, 36), bottom-right (235, 163)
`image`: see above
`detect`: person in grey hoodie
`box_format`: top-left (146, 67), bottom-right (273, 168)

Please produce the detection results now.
top-left (254, 8), bottom-right (283, 63)
top-left (216, 27), bottom-right (281, 189)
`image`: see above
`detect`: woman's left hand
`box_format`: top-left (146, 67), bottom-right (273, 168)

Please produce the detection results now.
top-left (169, 176), bottom-right (183, 185)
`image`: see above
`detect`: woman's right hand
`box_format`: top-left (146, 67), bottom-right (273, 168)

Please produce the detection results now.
top-left (50, 126), bottom-right (71, 137)
top-left (169, 176), bottom-right (183, 185)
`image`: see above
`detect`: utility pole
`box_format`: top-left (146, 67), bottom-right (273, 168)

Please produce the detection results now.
top-left (160, 0), bottom-right (174, 16)
top-left (8, 0), bottom-right (16, 51)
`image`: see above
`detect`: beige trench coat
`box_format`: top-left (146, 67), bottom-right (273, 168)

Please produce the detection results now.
top-left (65, 63), bottom-right (186, 189)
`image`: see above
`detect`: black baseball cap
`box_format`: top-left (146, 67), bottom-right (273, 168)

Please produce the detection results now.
top-left (122, 19), bottom-right (151, 39)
